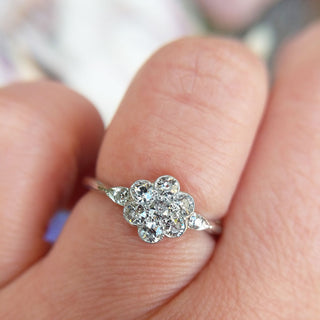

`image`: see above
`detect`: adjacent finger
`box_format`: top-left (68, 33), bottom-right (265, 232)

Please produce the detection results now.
top-left (156, 22), bottom-right (320, 319)
top-left (22, 37), bottom-right (269, 319)
top-left (197, 0), bottom-right (279, 30)
top-left (0, 81), bottom-right (103, 286)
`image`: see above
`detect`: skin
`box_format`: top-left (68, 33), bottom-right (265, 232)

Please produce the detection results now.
top-left (196, 0), bottom-right (279, 30)
top-left (0, 22), bottom-right (320, 320)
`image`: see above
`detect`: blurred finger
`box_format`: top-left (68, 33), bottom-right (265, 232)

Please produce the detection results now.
top-left (0, 81), bottom-right (103, 286)
top-left (197, 0), bottom-right (279, 30)
top-left (155, 22), bottom-right (320, 319)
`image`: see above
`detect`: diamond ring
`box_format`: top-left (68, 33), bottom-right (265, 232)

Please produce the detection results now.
top-left (84, 175), bottom-right (222, 244)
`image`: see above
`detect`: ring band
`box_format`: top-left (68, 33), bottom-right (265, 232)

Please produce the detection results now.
top-left (84, 175), bottom-right (222, 244)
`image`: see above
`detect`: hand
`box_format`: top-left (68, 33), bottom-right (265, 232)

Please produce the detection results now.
top-left (0, 22), bottom-right (319, 320)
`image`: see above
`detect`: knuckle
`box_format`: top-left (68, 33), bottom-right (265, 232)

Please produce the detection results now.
top-left (144, 37), bottom-right (266, 117)
top-left (0, 93), bottom-right (75, 162)
top-left (0, 96), bottom-right (40, 140)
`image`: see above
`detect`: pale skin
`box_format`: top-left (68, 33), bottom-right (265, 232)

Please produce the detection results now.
top-left (0, 22), bottom-right (319, 320)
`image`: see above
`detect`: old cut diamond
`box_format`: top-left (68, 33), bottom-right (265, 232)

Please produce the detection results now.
top-left (154, 175), bottom-right (180, 198)
top-left (155, 196), bottom-right (179, 217)
top-left (175, 192), bottom-right (195, 217)
top-left (188, 213), bottom-right (211, 230)
top-left (130, 180), bottom-right (155, 205)
top-left (138, 223), bottom-right (164, 243)
top-left (163, 210), bottom-right (186, 238)
top-left (154, 195), bottom-right (171, 215)
top-left (123, 203), bottom-right (148, 226)
top-left (105, 187), bottom-right (129, 206)
top-left (155, 199), bottom-right (186, 238)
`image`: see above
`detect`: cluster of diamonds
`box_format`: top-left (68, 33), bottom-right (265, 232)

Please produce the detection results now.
top-left (106, 175), bottom-right (197, 243)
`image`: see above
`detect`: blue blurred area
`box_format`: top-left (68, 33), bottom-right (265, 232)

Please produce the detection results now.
top-left (45, 210), bottom-right (70, 243)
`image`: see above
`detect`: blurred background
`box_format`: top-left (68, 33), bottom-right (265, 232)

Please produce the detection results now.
top-left (0, 0), bottom-right (319, 124)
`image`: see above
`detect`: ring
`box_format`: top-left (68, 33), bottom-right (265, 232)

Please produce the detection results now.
top-left (83, 175), bottom-right (222, 244)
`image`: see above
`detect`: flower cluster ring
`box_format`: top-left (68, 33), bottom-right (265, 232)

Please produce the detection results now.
top-left (84, 175), bottom-right (222, 244)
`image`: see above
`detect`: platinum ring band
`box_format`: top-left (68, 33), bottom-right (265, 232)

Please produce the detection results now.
top-left (84, 175), bottom-right (222, 244)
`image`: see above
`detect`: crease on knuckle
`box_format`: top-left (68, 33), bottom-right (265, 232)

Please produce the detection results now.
top-left (148, 40), bottom-right (263, 128)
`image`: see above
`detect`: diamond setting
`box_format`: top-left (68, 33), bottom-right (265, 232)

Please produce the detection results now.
top-left (188, 213), bottom-right (211, 230)
top-left (163, 209), bottom-right (187, 238)
top-left (130, 180), bottom-right (155, 205)
top-left (175, 192), bottom-right (195, 217)
top-left (138, 224), bottom-right (164, 243)
top-left (123, 203), bottom-right (148, 226)
top-left (106, 187), bottom-right (129, 206)
top-left (120, 175), bottom-right (195, 243)
top-left (154, 175), bottom-right (180, 198)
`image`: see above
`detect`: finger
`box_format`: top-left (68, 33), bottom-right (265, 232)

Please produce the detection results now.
top-left (0, 81), bottom-right (103, 286)
top-left (197, 0), bottom-right (279, 30)
top-left (52, 38), bottom-right (266, 318)
top-left (4, 38), bottom-right (267, 319)
top-left (156, 22), bottom-right (320, 319)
